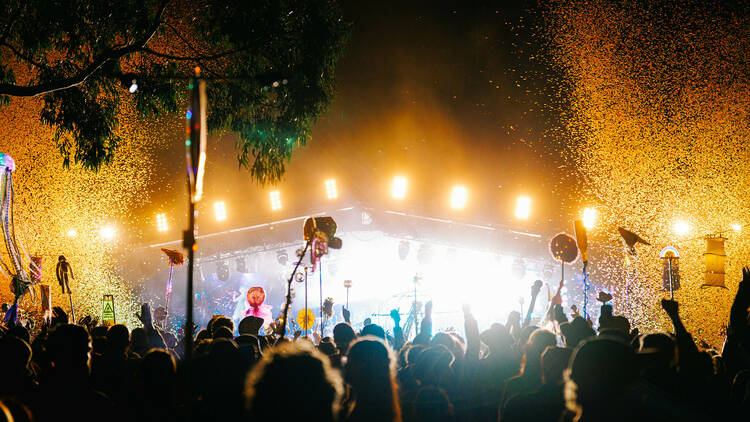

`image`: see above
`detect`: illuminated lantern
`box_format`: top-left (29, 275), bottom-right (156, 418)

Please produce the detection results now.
top-left (702, 236), bottom-right (727, 289)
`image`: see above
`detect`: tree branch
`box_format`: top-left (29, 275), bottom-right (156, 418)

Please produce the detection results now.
top-left (1, 42), bottom-right (48, 70)
top-left (141, 47), bottom-right (241, 62)
top-left (0, 11), bottom-right (20, 47)
top-left (0, 0), bottom-right (170, 97)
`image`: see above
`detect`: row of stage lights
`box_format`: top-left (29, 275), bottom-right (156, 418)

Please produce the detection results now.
top-left (149, 176), bottom-right (742, 237)
top-left (151, 177), bottom-right (541, 233)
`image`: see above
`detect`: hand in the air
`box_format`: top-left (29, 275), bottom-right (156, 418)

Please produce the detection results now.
top-left (342, 306), bottom-right (351, 323)
top-left (424, 301), bottom-right (433, 317)
top-left (661, 299), bottom-right (679, 318)
top-left (570, 305), bottom-right (580, 318)
top-left (507, 311), bottom-right (521, 326)
top-left (51, 306), bottom-right (68, 326)
top-left (135, 303), bottom-right (153, 328)
top-left (389, 309), bottom-right (401, 325)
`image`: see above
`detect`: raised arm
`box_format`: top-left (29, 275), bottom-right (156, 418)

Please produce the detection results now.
top-left (463, 305), bottom-right (479, 361)
top-left (390, 309), bottom-right (405, 351)
top-left (523, 280), bottom-right (543, 327)
top-left (413, 300), bottom-right (432, 345)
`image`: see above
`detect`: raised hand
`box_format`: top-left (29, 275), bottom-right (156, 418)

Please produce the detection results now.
top-left (135, 303), bottom-right (153, 328)
top-left (507, 310), bottom-right (521, 327)
top-left (51, 306), bottom-right (68, 326)
top-left (389, 309), bottom-right (401, 325)
top-left (570, 304), bottom-right (580, 318)
top-left (661, 298), bottom-right (679, 319)
top-left (424, 300), bottom-right (433, 317)
top-left (342, 306), bottom-right (351, 323)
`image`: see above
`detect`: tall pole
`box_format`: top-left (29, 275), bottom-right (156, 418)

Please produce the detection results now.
top-left (319, 262), bottom-right (323, 336)
top-left (667, 258), bottom-right (674, 300)
top-left (280, 239), bottom-right (311, 340)
top-left (184, 201), bottom-right (195, 361)
top-left (165, 263), bottom-right (173, 329)
top-left (413, 275), bottom-right (418, 339)
top-left (304, 266), bottom-right (309, 337)
top-left (184, 71), bottom-right (207, 361)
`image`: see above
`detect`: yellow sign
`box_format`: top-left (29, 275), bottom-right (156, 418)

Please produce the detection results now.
top-left (102, 295), bottom-right (116, 325)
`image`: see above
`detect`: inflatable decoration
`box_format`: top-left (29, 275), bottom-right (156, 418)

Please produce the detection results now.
top-left (0, 154), bottom-right (40, 323)
top-left (244, 286), bottom-right (272, 325)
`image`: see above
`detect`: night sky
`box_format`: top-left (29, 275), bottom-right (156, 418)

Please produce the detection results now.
top-left (135, 0), bottom-right (566, 246)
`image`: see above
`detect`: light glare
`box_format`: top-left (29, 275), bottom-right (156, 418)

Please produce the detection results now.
top-left (392, 176), bottom-right (408, 200)
top-left (451, 186), bottom-right (468, 209)
top-left (515, 196), bottom-right (531, 219)
top-left (582, 208), bottom-right (597, 229)
top-left (674, 220), bottom-right (690, 235)
top-left (325, 179), bottom-right (338, 199)
top-left (732, 224), bottom-right (742, 232)
top-left (214, 201), bottom-right (227, 222)
top-left (156, 213), bottom-right (168, 232)
top-left (67, 229), bottom-right (77, 237)
top-left (270, 191), bottom-right (282, 211)
top-left (100, 226), bottom-right (116, 240)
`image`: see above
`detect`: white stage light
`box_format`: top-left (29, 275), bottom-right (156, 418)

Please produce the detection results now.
top-left (451, 186), bottom-right (467, 209)
top-left (392, 176), bottom-right (407, 200)
top-left (515, 196), bottom-right (531, 219)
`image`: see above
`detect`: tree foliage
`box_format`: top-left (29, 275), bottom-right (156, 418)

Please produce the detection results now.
top-left (0, 0), bottom-right (350, 184)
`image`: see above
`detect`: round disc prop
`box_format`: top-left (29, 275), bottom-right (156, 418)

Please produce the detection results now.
top-left (549, 233), bottom-right (579, 263)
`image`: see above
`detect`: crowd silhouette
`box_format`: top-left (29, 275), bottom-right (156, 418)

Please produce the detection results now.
top-left (3, 267), bottom-right (750, 422)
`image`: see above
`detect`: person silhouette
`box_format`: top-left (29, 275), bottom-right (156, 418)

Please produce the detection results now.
top-left (56, 255), bottom-right (74, 294)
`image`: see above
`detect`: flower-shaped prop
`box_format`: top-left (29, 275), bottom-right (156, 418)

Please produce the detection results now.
top-left (160, 248), bottom-right (184, 327)
top-left (296, 308), bottom-right (315, 332)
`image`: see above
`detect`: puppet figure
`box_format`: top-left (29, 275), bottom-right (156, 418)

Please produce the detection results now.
top-left (56, 255), bottom-right (74, 294)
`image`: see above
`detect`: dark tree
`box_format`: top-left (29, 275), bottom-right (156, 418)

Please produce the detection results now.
top-left (0, 0), bottom-right (349, 184)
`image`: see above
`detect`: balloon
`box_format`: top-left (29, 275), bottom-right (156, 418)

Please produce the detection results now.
top-left (247, 287), bottom-right (266, 308)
